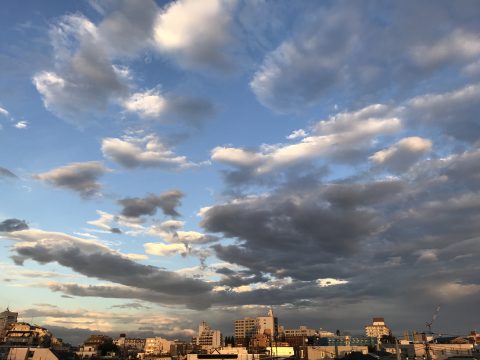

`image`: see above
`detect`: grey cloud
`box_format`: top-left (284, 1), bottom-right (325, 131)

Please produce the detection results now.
top-left (369, 137), bottom-right (432, 173)
top-left (166, 96), bottom-right (216, 127)
top-left (110, 302), bottom-right (151, 310)
top-left (33, 14), bottom-right (128, 125)
top-left (48, 282), bottom-right (211, 310)
top-left (0, 218), bottom-right (29, 232)
top-left (33, 161), bottom-right (109, 198)
top-left (110, 227), bottom-right (122, 234)
top-left (407, 84), bottom-right (480, 142)
top-left (33, 1), bottom-right (217, 126)
top-left (102, 133), bottom-right (195, 170)
top-left (201, 186), bottom-right (386, 280)
top-left (119, 190), bottom-right (183, 218)
top-left (251, 6), bottom-right (358, 112)
top-left (251, 1), bottom-right (480, 112)
top-left (5, 229), bottom-right (212, 308)
top-left (97, 0), bottom-right (158, 57)
top-left (0, 166), bottom-right (18, 179)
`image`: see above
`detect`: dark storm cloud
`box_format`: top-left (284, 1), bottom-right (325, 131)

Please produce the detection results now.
top-left (0, 218), bottom-right (29, 232)
top-left (47, 282), bottom-right (211, 310)
top-left (33, 161), bottom-right (109, 198)
top-left (118, 190), bottom-right (183, 218)
top-left (201, 184), bottom-right (395, 281)
top-left (110, 227), bottom-right (122, 234)
top-left (216, 268), bottom-right (269, 288)
top-left (0, 166), bottom-right (18, 179)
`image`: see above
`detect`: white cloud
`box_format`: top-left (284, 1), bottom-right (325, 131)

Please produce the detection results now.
top-left (286, 129), bottom-right (307, 140)
top-left (370, 136), bottom-right (432, 172)
top-left (124, 253), bottom-right (148, 261)
top-left (144, 242), bottom-right (188, 257)
top-left (14, 121), bottom-right (28, 129)
top-left (316, 278), bottom-right (349, 287)
top-left (123, 89), bottom-right (167, 118)
top-left (87, 210), bottom-right (116, 231)
top-left (147, 220), bottom-right (218, 245)
top-left (0, 106), bottom-right (9, 117)
top-left (211, 104), bottom-right (401, 175)
top-left (102, 133), bottom-right (194, 169)
top-left (153, 0), bottom-right (236, 70)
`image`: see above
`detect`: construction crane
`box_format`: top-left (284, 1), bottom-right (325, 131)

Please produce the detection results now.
top-left (425, 306), bottom-right (441, 334)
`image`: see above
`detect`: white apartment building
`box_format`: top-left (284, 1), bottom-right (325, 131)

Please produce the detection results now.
top-left (195, 321), bottom-right (222, 349)
top-left (364, 317), bottom-right (391, 340)
top-left (234, 308), bottom-right (278, 344)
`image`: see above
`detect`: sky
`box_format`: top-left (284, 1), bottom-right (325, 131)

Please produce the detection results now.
top-left (1, 0), bottom-right (480, 345)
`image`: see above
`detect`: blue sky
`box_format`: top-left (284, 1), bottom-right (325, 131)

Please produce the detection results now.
top-left (1, 0), bottom-right (480, 344)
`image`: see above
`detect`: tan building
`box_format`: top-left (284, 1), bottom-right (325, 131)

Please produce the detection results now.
top-left (145, 337), bottom-right (172, 355)
top-left (365, 317), bottom-right (390, 340)
top-left (4, 322), bottom-right (52, 347)
top-left (7, 348), bottom-right (60, 360)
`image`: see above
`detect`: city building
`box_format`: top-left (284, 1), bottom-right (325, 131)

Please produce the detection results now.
top-left (144, 337), bottom-right (172, 355)
top-left (365, 318), bottom-right (391, 340)
top-left (234, 308), bottom-right (278, 346)
top-left (76, 335), bottom-right (112, 359)
top-left (304, 345), bottom-right (369, 359)
top-left (4, 322), bottom-right (52, 347)
top-left (187, 347), bottom-right (254, 360)
top-left (382, 342), bottom-right (475, 360)
top-left (194, 321), bottom-right (222, 350)
top-left (283, 326), bottom-right (317, 346)
top-left (0, 308), bottom-right (18, 331)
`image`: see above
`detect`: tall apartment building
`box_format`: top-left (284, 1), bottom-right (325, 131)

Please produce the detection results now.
top-left (194, 321), bottom-right (222, 350)
top-left (0, 308), bottom-right (18, 329)
top-left (234, 308), bottom-right (278, 345)
top-left (0, 307), bottom-right (18, 339)
top-left (364, 317), bottom-right (391, 340)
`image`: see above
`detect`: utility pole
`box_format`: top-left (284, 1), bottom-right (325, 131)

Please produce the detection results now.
top-left (395, 338), bottom-right (401, 360)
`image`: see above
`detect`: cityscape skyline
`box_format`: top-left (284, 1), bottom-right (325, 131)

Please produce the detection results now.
top-left (1, 0), bottom-right (480, 343)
